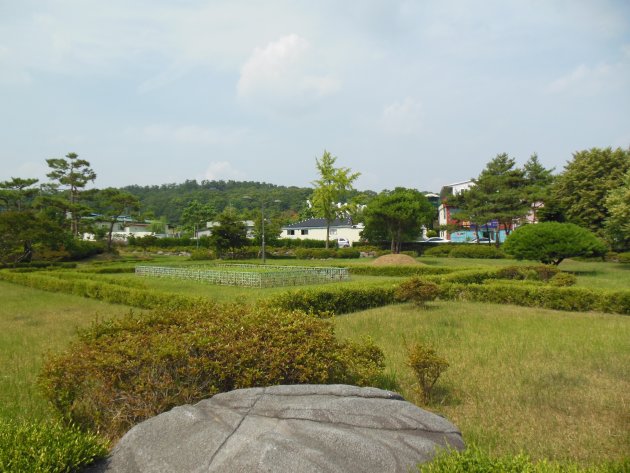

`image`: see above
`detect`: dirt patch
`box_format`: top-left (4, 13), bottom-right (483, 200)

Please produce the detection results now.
top-left (372, 254), bottom-right (422, 266)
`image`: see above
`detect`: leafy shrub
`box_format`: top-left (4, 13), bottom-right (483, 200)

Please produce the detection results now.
top-left (617, 252), bottom-right (630, 263)
top-left (267, 285), bottom-right (397, 316)
top-left (0, 420), bottom-right (108, 473)
top-left (39, 303), bottom-right (385, 440)
top-left (418, 444), bottom-right (630, 472)
top-left (406, 343), bottom-right (449, 403)
top-left (349, 265), bottom-right (453, 277)
top-left (423, 245), bottom-right (454, 257)
top-left (274, 238), bottom-right (328, 248)
top-left (449, 244), bottom-right (506, 259)
top-left (396, 278), bottom-right (440, 307)
top-left (431, 268), bottom-right (499, 285)
top-left (495, 264), bottom-right (560, 282)
top-left (504, 222), bottom-right (608, 265)
top-left (295, 248), bottom-right (337, 259)
top-left (439, 282), bottom-right (630, 315)
top-left (549, 272), bottom-right (578, 287)
top-left (190, 249), bottom-right (216, 260)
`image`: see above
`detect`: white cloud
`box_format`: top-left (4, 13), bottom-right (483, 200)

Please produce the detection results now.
top-left (137, 124), bottom-right (248, 146)
top-left (380, 97), bottom-right (424, 135)
top-left (546, 47), bottom-right (630, 95)
top-left (237, 34), bottom-right (340, 110)
top-left (199, 161), bottom-right (244, 181)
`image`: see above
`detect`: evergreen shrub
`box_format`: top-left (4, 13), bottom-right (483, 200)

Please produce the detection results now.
top-left (0, 420), bottom-right (108, 473)
top-left (349, 265), bottom-right (453, 277)
top-left (39, 303), bottom-right (385, 440)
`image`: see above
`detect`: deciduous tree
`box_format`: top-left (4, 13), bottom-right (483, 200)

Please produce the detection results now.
top-left (311, 150), bottom-right (360, 248)
top-left (552, 147), bottom-right (630, 235)
top-left (362, 188), bottom-right (434, 253)
top-left (604, 169), bottom-right (630, 251)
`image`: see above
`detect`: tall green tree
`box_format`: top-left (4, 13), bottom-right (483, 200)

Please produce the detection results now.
top-left (180, 200), bottom-right (215, 236)
top-left (209, 208), bottom-right (248, 258)
top-left (0, 177), bottom-right (40, 211)
top-left (0, 210), bottom-right (68, 263)
top-left (522, 154), bottom-right (555, 223)
top-left (454, 153), bottom-right (529, 245)
top-left (604, 169), bottom-right (630, 251)
top-left (362, 188), bottom-right (434, 253)
top-left (552, 147), bottom-right (630, 235)
top-left (311, 150), bottom-right (360, 248)
top-left (93, 188), bottom-right (140, 251)
top-left (46, 152), bottom-right (97, 235)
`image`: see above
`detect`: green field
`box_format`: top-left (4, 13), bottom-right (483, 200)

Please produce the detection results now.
top-left (0, 256), bottom-right (628, 467)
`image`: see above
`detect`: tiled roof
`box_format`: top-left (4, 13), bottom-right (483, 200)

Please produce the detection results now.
top-left (283, 217), bottom-right (354, 229)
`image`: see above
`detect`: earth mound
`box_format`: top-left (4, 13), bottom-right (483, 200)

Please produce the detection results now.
top-left (372, 253), bottom-right (421, 266)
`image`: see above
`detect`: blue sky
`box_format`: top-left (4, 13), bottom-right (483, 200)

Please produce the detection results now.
top-left (1, 0), bottom-right (629, 193)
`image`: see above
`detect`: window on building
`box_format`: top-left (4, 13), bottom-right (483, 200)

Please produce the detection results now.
top-left (301, 229), bottom-right (309, 235)
top-left (330, 228), bottom-right (337, 235)
top-left (287, 230), bottom-right (295, 235)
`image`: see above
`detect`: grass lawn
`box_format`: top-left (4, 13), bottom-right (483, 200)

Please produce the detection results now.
top-left (335, 301), bottom-right (630, 465)
top-left (0, 281), bottom-right (137, 422)
top-left (1, 255), bottom-right (628, 468)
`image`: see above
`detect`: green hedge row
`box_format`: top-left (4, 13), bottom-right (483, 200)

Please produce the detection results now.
top-left (267, 285), bottom-right (398, 316)
top-left (439, 282), bottom-right (630, 314)
top-left (348, 265), bottom-right (454, 277)
top-left (0, 270), bottom-right (199, 310)
top-left (0, 420), bottom-right (108, 473)
top-left (423, 244), bottom-right (506, 259)
top-left (294, 248), bottom-right (361, 259)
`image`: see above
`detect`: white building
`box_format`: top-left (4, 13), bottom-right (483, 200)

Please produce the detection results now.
top-left (280, 218), bottom-right (364, 246)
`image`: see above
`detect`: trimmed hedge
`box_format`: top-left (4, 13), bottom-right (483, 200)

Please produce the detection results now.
top-left (267, 285), bottom-right (397, 316)
top-left (0, 270), bottom-right (200, 310)
top-left (349, 265), bottom-right (454, 277)
top-left (448, 244), bottom-right (506, 259)
top-left (39, 303), bottom-right (385, 440)
top-left (0, 420), bottom-right (108, 473)
top-left (439, 282), bottom-right (630, 314)
top-left (294, 248), bottom-right (361, 259)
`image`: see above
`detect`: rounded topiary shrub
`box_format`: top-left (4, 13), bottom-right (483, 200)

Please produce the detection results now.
top-left (39, 303), bottom-right (384, 440)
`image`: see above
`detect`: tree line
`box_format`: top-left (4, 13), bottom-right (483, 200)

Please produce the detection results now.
top-left (1, 146), bottom-right (628, 264)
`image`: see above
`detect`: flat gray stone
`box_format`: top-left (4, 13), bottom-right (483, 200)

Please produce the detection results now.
top-left (85, 384), bottom-right (464, 473)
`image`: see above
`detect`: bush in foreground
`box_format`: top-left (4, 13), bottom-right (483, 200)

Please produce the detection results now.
top-left (0, 420), bottom-right (108, 473)
top-left (39, 303), bottom-right (385, 440)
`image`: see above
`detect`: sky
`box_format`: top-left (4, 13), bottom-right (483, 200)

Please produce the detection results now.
top-left (1, 0), bottom-right (629, 194)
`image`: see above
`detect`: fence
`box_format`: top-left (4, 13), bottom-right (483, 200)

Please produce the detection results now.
top-left (134, 264), bottom-right (349, 288)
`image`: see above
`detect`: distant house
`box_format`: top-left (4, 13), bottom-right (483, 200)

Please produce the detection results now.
top-left (197, 220), bottom-right (255, 238)
top-left (82, 215), bottom-right (175, 241)
top-left (280, 218), bottom-right (364, 246)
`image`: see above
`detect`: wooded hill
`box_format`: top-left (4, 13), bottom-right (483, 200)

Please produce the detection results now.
top-left (121, 179), bottom-right (338, 224)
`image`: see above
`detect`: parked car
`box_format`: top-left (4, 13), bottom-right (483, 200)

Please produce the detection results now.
top-left (468, 237), bottom-right (495, 244)
top-left (337, 238), bottom-right (350, 248)
top-left (423, 237), bottom-right (451, 243)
